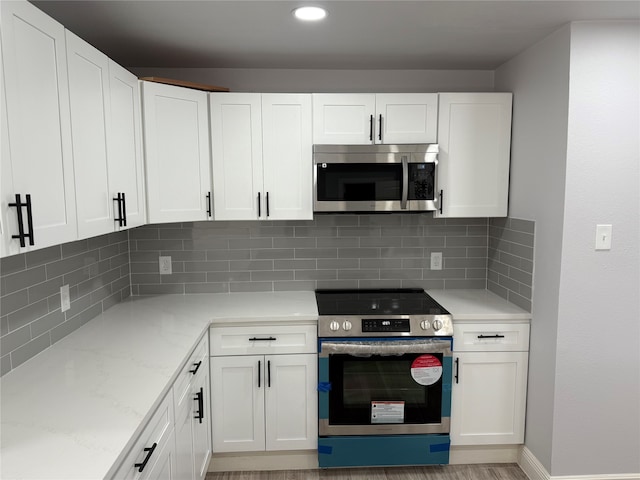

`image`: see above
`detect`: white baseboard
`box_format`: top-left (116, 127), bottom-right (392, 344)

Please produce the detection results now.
top-left (518, 446), bottom-right (640, 480)
top-left (449, 445), bottom-right (520, 464)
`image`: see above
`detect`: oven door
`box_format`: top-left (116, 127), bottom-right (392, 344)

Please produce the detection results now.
top-left (318, 338), bottom-right (452, 436)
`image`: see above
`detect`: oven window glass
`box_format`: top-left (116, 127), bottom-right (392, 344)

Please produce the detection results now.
top-left (328, 353), bottom-right (443, 425)
top-left (316, 163), bottom-right (403, 201)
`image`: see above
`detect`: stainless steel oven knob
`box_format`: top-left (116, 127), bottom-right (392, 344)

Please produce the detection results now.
top-left (432, 319), bottom-right (444, 331)
top-left (342, 320), bottom-right (352, 331)
top-left (329, 321), bottom-right (340, 331)
top-left (420, 320), bottom-right (431, 330)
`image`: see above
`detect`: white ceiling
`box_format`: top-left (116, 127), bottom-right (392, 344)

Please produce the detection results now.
top-left (32, 0), bottom-right (640, 70)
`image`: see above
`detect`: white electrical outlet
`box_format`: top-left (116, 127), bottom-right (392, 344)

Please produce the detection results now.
top-left (430, 252), bottom-right (443, 270)
top-left (159, 256), bottom-right (172, 275)
top-left (60, 285), bottom-right (70, 312)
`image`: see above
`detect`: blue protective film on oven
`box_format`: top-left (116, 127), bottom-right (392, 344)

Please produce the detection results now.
top-left (430, 441), bottom-right (451, 453)
top-left (318, 357), bottom-right (329, 420)
top-left (317, 382), bottom-right (332, 392)
top-left (441, 355), bottom-right (453, 417)
top-left (317, 445), bottom-right (333, 454)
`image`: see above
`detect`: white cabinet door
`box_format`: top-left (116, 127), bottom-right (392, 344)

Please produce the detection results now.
top-left (108, 60), bottom-right (146, 229)
top-left (312, 94), bottom-right (376, 144)
top-left (375, 93), bottom-right (438, 144)
top-left (174, 396), bottom-right (195, 480)
top-left (262, 94), bottom-right (313, 220)
top-left (210, 93), bottom-right (263, 220)
top-left (264, 353), bottom-right (317, 451)
top-left (436, 93), bottom-right (512, 218)
top-left (142, 81), bottom-right (211, 223)
top-left (192, 366), bottom-right (211, 480)
top-left (210, 355), bottom-right (265, 453)
top-left (1, 0), bottom-right (77, 252)
top-left (1, 49), bottom-right (18, 257)
top-left (451, 351), bottom-right (528, 445)
top-left (66, 30), bottom-right (113, 239)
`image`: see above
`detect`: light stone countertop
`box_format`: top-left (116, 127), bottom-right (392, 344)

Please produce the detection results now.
top-left (0, 289), bottom-right (528, 480)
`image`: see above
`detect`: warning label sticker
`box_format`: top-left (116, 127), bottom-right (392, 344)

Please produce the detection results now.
top-left (410, 354), bottom-right (443, 386)
top-left (371, 401), bottom-right (405, 424)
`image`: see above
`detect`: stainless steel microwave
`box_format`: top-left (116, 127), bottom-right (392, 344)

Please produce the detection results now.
top-left (313, 144), bottom-right (439, 213)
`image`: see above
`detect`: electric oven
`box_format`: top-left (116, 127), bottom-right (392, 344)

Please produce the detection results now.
top-left (315, 289), bottom-right (453, 468)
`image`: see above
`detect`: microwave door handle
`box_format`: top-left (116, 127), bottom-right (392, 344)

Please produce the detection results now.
top-left (401, 156), bottom-right (408, 209)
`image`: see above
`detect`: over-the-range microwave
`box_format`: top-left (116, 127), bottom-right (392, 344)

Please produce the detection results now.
top-left (313, 144), bottom-right (439, 213)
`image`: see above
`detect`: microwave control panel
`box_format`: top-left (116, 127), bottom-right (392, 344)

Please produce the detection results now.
top-left (408, 163), bottom-right (435, 200)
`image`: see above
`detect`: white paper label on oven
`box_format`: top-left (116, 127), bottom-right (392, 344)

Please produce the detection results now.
top-left (410, 354), bottom-right (442, 386)
top-left (371, 401), bottom-right (405, 424)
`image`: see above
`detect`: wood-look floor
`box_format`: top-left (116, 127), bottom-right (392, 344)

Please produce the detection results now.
top-left (206, 464), bottom-right (529, 480)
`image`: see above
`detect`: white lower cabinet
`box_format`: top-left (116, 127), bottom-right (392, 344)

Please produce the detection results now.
top-left (451, 322), bottom-right (529, 446)
top-left (209, 325), bottom-right (317, 454)
top-left (112, 335), bottom-right (211, 480)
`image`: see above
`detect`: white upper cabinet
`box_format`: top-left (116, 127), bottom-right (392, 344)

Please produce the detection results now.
top-left (107, 60), bottom-right (146, 230)
top-left (210, 93), bottom-right (312, 221)
top-left (261, 94), bottom-right (313, 220)
top-left (312, 93), bottom-right (438, 145)
top-left (435, 93), bottom-right (513, 218)
top-left (210, 93), bottom-right (263, 221)
top-left (1, 0), bottom-right (77, 253)
top-left (66, 31), bottom-right (112, 239)
top-left (142, 81), bottom-right (212, 224)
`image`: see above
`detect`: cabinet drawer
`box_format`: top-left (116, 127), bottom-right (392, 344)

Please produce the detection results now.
top-left (453, 323), bottom-right (529, 352)
top-left (111, 390), bottom-right (174, 480)
top-left (173, 334), bottom-right (208, 411)
top-left (210, 325), bottom-right (316, 356)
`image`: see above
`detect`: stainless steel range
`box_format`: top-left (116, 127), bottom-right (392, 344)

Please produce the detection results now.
top-left (316, 289), bottom-right (454, 468)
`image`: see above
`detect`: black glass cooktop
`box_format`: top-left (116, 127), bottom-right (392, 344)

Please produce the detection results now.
top-left (315, 288), bottom-right (450, 316)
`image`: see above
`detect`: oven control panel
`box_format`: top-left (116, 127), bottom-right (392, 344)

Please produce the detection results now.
top-left (362, 319), bottom-right (410, 333)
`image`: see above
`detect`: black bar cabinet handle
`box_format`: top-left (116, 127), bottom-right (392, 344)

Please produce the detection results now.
top-left (267, 360), bottom-right (271, 388)
top-left (206, 192), bottom-right (212, 217)
top-left (189, 360), bottom-right (202, 375)
top-left (9, 194), bottom-right (26, 247)
top-left (249, 337), bottom-right (276, 342)
top-left (194, 387), bottom-right (204, 423)
top-left (477, 334), bottom-right (506, 339)
top-left (134, 442), bottom-right (157, 472)
top-left (369, 114), bottom-right (374, 141)
top-left (439, 189), bottom-right (443, 215)
top-left (266, 192), bottom-right (270, 217)
top-left (258, 360), bottom-right (261, 388)
top-left (24, 194), bottom-right (34, 245)
top-left (258, 192), bottom-right (261, 217)
top-left (113, 193), bottom-right (123, 227)
top-left (121, 192), bottom-right (127, 227)
top-left (378, 114), bottom-right (382, 141)
top-left (454, 357), bottom-right (459, 384)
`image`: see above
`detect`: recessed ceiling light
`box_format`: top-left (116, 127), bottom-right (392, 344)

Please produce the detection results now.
top-left (293, 6), bottom-right (327, 21)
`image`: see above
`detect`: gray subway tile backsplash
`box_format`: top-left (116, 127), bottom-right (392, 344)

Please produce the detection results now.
top-left (0, 231), bottom-right (131, 376)
top-left (128, 215), bottom-right (494, 296)
top-left (487, 217), bottom-right (535, 312)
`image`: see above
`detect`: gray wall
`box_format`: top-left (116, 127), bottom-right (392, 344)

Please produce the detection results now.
top-left (495, 25), bottom-right (571, 471)
top-left (129, 215), bottom-right (489, 294)
top-left (0, 232), bottom-right (131, 376)
top-left (496, 21), bottom-right (640, 476)
top-left (130, 67), bottom-right (494, 93)
top-left (553, 21), bottom-right (640, 476)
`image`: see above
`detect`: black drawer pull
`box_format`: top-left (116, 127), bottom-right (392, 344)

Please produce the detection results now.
top-left (134, 442), bottom-right (157, 472)
top-left (258, 360), bottom-right (261, 388)
top-left (189, 360), bottom-right (202, 375)
top-left (267, 360), bottom-right (271, 388)
top-left (249, 337), bottom-right (276, 342)
top-left (477, 334), bottom-right (505, 339)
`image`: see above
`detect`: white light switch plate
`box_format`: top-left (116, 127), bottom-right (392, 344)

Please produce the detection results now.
top-left (60, 285), bottom-right (70, 312)
top-left (430, 252), bottom-right (443, 270)
top-left (159, 256), bottom-right (172, 275)
top-left (595, 224), bottom-right (612, 250)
